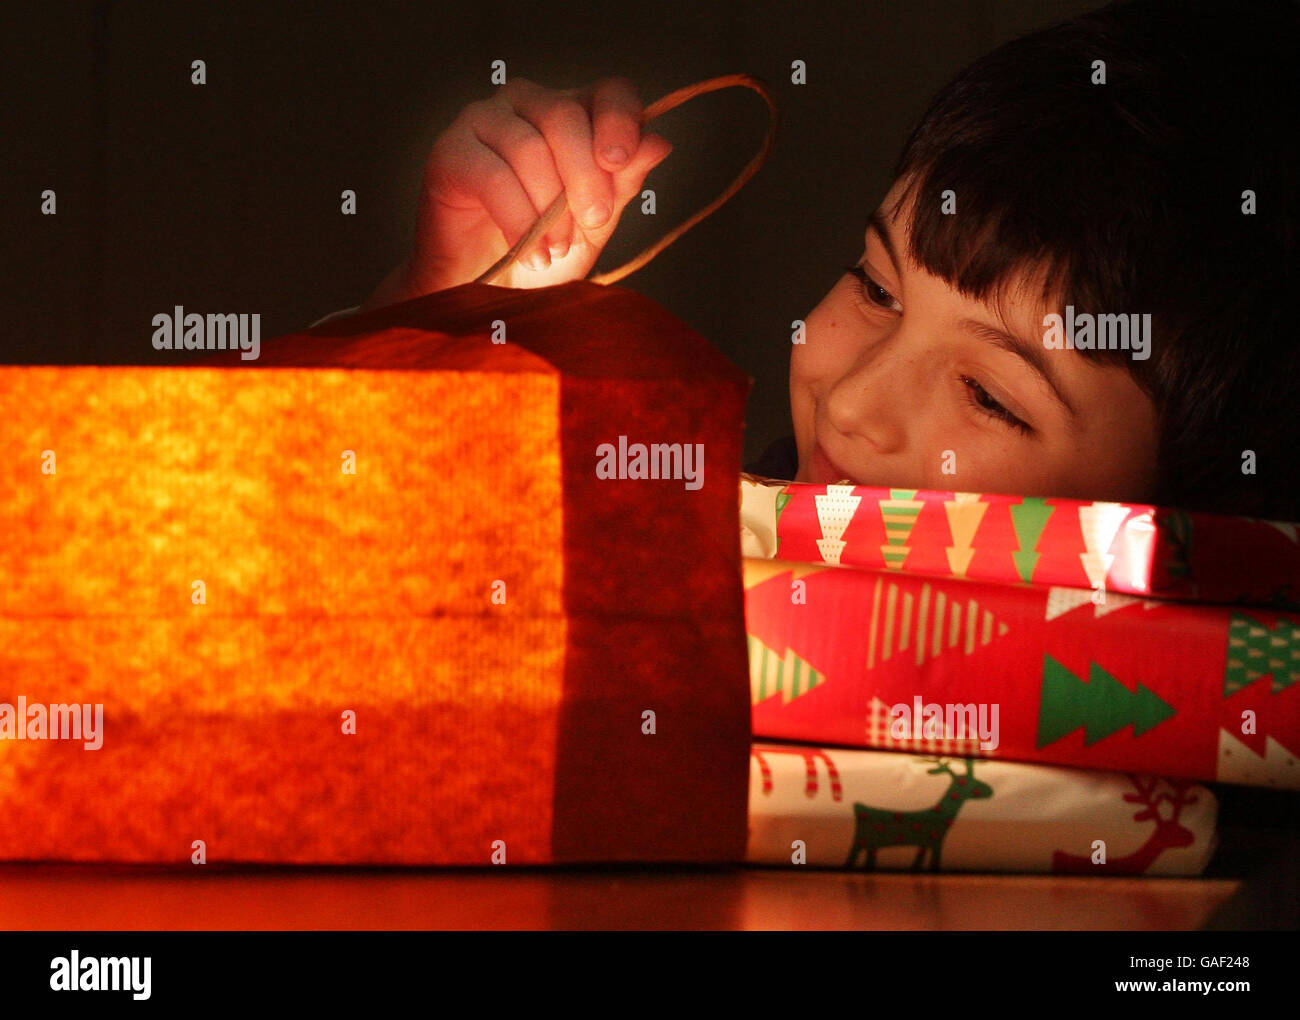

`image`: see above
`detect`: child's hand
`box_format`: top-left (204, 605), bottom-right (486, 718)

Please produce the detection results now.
top-left (370, 77), bottom-right (672, 306)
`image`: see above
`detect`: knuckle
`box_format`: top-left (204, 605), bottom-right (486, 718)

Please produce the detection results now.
top-left (483, 162), bottom-right (518, 195)
top-left (537, 97), bottom-right (588, 135)
top-left (516, 133), bottom-right (554, 171)
top-left (601, 74), bottom-right (639, 98)
top-left (500, 76), bottom-right (534, 98)
top-left (427, 131), bottom-right (465, 173)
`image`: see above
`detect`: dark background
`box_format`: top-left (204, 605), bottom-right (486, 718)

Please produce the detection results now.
top-left (4, 0), bottom-right (1104, 467)
top-left (4, 0), bottom-right (1298, 925)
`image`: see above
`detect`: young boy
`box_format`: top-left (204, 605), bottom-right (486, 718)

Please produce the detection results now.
top-left (351, 0), bottom-right (1300, 521)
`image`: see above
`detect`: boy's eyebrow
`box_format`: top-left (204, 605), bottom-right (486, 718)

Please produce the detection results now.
top-left (958, 318), bottom-right (1078, 419)
top-left (865, 206), bottom-right (1077, 420)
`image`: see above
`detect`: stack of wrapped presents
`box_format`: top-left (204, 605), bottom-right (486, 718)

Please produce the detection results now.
top-left (741, 474), bottom-right (1300, 874)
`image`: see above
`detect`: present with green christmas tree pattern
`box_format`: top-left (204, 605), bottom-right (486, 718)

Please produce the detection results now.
top-left (745, 558), bottom-right (1300, 789)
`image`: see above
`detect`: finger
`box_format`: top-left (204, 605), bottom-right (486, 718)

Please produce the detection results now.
top-left (427, 126), bottom-right (554, 270)
top-left (518, 197), bottom-right (574, 263)
top-left (507, 80), bottom-right (615, 232)
top-left (608, 132), bottom-right (673, 216)
top-left (489, 83), bottom-right (575, 259)
top-left (563, 131), bottom-right (673, 256)
top-left (466, 104), bottom-right (569, 266)
top-left (544, 206), bottom-right (575, 261)
top-left (586, 76), bottom-right (646, 173)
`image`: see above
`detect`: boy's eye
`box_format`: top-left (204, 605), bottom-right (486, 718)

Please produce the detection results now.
top-left (845, 264), bottom-right (902, 313)
top-left (839, 264), bottom-right (1032, 437)
top-left (961, 375), bottom-right (1033, 436)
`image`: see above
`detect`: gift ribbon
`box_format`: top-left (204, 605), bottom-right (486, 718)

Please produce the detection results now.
top-left (474, 73), bottom-right (780, 286)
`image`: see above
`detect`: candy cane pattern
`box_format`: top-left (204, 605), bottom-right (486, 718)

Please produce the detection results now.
top-left (753, 747), bottom-right (775, 795)
top-left (751, 745), bottom-right (843, 800)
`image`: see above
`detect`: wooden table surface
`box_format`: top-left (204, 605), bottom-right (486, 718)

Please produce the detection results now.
top-left (0, 864), bottom-right (1244, 930)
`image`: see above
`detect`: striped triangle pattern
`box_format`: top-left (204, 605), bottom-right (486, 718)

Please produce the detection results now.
top-left (748, 633), bottom-right (826, 705)
top-left (879, 489), bottom-right (925, 570)
top-left (867, 579), bottom-right (1011, 669)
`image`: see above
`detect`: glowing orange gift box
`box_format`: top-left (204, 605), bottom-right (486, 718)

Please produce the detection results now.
top-left (0, 74), bottom-right (775, 865)
top-left (0, 278), bottom-right (754, 865)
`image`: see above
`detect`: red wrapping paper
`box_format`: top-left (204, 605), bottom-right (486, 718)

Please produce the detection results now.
top-left (741, 475), bottom-right (1300, 609)
top-left (744, 558), bottom-right (1300, 789)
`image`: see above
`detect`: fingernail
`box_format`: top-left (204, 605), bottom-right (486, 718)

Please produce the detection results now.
top-left (527, 252), bottom-right (549, 271)
top-left (602, 145), bottom-right (628, 165)
top-left (582, 202), bottom-right (610, 228)
top-left (549, 242), bottom-right (568, 260)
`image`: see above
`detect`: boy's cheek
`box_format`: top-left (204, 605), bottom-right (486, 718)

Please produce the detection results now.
top-left (788, 310), bottom-right (884, 479)
top-left (788, 326), bottom-right (844, 447)
top-left (787, 379), bottom-right (816, 469)
top-left (792, 304), bottom-right (861, 384)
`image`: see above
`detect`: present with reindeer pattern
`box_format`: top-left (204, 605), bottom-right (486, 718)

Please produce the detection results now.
top-left (746, 743), bottom-right (1218, 875)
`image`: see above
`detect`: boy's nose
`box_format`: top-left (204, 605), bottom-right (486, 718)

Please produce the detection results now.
top-left (824, 356), bottom-right (910, 457)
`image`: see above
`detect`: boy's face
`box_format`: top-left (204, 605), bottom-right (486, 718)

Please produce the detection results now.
top-left (790, 178), bottom-right (1159, 501)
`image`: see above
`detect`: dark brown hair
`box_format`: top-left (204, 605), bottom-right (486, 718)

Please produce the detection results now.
top-left (890, 0), bottom-right (1299, 519)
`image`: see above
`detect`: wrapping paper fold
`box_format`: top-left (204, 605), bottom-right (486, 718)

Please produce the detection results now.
top-left (0, 281), bottom-right (753, 865)
top-left (746, 742), bottom-right (1219, 875)
top-left (741, 474), bottom-right (1300, 609)
top-left (744, 558), bottom-right (1300, 789)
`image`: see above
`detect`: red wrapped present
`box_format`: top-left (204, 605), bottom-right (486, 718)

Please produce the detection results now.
top-left (741, 474), bottom-right (1300, 609)
top-left (744, 558), bottom-right (1300, 789)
